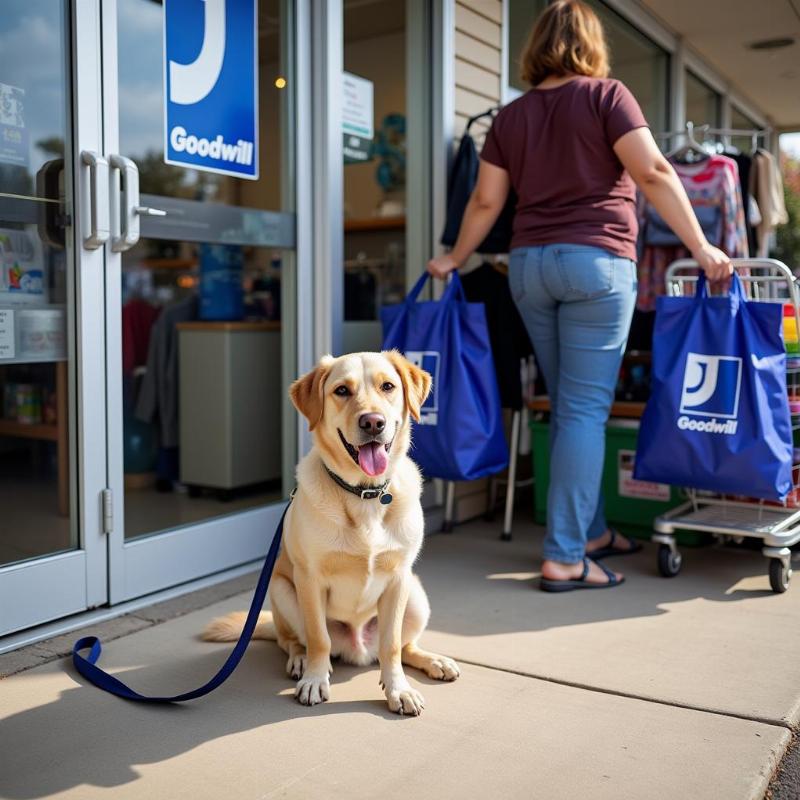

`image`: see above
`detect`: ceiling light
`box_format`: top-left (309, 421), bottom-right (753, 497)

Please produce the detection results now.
top-left (748, 37), bottom-right (795, 51)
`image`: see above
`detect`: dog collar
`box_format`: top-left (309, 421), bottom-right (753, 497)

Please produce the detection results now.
top-left (324, 465), bottom-right (393, 504)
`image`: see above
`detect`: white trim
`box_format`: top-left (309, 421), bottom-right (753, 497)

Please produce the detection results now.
top-left (432, 0), bottom-right (455, 264)
top-left (312, 0), bottom-right (343, 357)
top-left (406, 2), bottom-right (433, 290)
top-left (101, 0), bottom-right (126, 605)
top-left (72, 0), bottom-right (109, 609)
top-left (670, 37), bottom-right (686, 132)
top-left (500, 0), bottom-right (515, 104)
top-left (284, 0), bottom-right (310, 469)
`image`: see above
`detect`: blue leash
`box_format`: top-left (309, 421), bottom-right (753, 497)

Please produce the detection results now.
top-left (71, 501), bottom-right (288, 703)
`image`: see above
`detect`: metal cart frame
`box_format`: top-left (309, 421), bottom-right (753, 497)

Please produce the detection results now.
top-left (651, 258), bottom-right (800, 593)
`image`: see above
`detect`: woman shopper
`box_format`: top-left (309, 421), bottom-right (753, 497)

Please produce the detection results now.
top-left (428, 0), bottom-right (732, 591)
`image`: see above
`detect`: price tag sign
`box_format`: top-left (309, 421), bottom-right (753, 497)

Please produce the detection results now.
top-left (0, 309), bottom-right (16, 359)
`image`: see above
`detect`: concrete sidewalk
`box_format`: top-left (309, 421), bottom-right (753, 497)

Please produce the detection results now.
top-left (1, 518), bottom-right (798, 799)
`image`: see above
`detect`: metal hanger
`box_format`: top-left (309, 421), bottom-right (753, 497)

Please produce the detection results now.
top-left (465, 106), bottom-right (501, 132)
top-left (667, 122), bottom-right (711, 164)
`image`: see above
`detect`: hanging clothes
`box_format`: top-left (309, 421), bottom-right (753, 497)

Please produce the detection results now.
top-left (122, 297), bottom-right (160, 375)
top-left (751, 149), bottom-right (789, 257)
top-left (636, 153), bottom-right (748, 313)
top-left (135, 294), bottom-right (198, 449)
top-left (723, 149), bottom-right (758, 255)
top-left (460, 261), bottom-right (533, 410)
top-left (441, 116), bottom-right (516, 254)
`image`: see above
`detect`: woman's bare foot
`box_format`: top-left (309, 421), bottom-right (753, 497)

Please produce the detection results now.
top-left (586, 528), bottom-right (638, 555)
top-left (541, 558), bottom-right (623, 585)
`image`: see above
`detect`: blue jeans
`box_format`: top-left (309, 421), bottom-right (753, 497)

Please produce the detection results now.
top-left (509, 244), bottom-right (637, 564)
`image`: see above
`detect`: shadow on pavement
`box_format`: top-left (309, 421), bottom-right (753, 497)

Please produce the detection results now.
top-left (0, 645), bottom-right (442, 799)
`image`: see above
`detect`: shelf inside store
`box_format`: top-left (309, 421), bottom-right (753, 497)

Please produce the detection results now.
top-left (0, 418), bottom-right (58, 441)
top-left (528, 396), bottom-right (645, 419)
top-left (344, 216), bottom-right (405, 233)
top-left (139, 258), bottom-right (197, 270)
top-left (0, 356), bottom-right (67, 366)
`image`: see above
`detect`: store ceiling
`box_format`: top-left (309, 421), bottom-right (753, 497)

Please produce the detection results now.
top-left (641, 0), bottom-right (800, 130)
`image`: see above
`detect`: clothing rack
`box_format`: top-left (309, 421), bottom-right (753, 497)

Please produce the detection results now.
top-left (655, 121), bottom-right (772, 151)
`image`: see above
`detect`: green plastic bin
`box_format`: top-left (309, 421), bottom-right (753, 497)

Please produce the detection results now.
top-left (530, 418), bottom-right (710, 547)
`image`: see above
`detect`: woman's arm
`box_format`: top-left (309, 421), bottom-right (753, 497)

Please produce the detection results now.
top-left (427, 160), bottom-right (511, 279)
top-left (614, 127), bottom-right (732, 282)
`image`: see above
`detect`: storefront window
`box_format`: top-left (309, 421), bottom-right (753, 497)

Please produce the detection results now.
top-left (507, 0), bottom-right (548, 94)
top-left (685, 71), bottom-right (722, 130)
top-left (0, 0), bottom-right (75, 567)
top-left (585, 0), bottom-right (669, 132)
top-left (506, 1), bottom-right (669, 132)
top-left (116, 0), bottom-right (290, 540)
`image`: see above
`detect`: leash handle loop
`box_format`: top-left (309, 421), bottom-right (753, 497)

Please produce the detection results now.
top-left (71, 502), bottom-right (288, 703)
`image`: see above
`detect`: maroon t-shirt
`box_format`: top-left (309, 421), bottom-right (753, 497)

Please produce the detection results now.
top-left (480, 77), bottom-right (648, 261)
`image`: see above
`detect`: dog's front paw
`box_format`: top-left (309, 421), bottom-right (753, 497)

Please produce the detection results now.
top-left (286, 653), bottom-right (307, 680)
top-left (384, 684), bottom-right (425, 716)
top-left (294, 672), bottom-right (330, 706)
top-left (424, 655), bottom-right (460, 682)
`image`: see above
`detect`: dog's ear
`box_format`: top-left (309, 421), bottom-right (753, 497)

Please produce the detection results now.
top-left (385, 350), bottom-right (432, 422)
top-left (289, 356), bottom-right (333, 431)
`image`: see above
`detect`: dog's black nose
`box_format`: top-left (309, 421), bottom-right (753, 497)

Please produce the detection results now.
top-left (359, 413), bottom-right (386, 435)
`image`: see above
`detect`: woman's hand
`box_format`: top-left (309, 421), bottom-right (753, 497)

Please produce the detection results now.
top-left (692, 243), bottom-right (733, 283)
top-left (427, 253), bottom-right (459, 280)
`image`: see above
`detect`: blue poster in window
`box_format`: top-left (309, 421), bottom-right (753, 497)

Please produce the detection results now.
top-left (163, 0), bottom-right (258, 180)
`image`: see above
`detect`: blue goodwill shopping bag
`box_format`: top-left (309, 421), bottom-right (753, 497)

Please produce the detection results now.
top-left (635, 273), bottom-right (793, 500)
top-left (381, 272), bottom-right (509, 481)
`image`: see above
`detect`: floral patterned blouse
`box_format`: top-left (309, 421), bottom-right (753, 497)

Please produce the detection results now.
top-left (636, 154), bottom-right (748, 312)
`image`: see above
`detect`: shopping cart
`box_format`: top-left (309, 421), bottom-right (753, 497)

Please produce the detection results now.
top-left (651, 258), bottom-right (800, 593)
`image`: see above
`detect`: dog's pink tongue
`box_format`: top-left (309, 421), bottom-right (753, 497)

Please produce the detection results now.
top-left (358, 442), bottom-right (388, 476)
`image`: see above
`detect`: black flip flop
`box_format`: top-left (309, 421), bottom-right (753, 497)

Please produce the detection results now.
top-left (540, 557), bottom-right (625, 593)
top-left (588, 528), bottom-right (643, 560)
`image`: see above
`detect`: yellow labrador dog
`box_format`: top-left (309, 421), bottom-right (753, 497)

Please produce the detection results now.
top-left (203, 351), bottom-right (459, 715)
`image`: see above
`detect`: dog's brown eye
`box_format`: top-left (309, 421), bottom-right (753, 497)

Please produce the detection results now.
top-left (381, 382), bottom-right (395, 392)
top-left (334, 385), bottom-right (351, 397)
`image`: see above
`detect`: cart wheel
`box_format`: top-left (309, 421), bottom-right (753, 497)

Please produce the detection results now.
top-left (769, 558), bottom-right (791, 594)
top-left (657, 544), bottom-right (682, 578)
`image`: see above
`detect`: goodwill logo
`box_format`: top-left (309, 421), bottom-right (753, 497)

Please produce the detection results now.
top-left (678, 352), bottom-right (742, 435)
top-left (405, 351), bottom-right (439, 426)
top-left (164, 0), bottom-right (258, 179)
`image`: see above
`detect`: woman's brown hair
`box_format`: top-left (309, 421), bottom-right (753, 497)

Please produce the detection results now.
top-left (520, 0), bottom-right (610, 87)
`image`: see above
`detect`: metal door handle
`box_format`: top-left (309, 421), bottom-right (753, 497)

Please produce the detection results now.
top-left (80, 151), bottom-right (110, 250)
top-left (109, 154), bottom-right (141, 252)
top-left (134, 206), bottom-right (167, 217)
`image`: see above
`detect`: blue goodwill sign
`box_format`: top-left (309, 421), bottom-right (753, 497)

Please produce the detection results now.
top-left (164, 0), bottom-right (258, 180)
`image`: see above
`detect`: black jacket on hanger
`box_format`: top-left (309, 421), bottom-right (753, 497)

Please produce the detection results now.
top-left (460, 262), bottom-right (533, 410)
top-left (724, 148), bottom-right (756, 255)
top-left (441, 114), bottom-right (516, 253)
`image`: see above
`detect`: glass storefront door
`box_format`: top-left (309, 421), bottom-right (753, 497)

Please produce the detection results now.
top-left (103, 0), bottom-right (300, 602)
top-left (0, 2), bottom-right (109, 636)
top-left (1, 0), bottom-right (305, 639)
